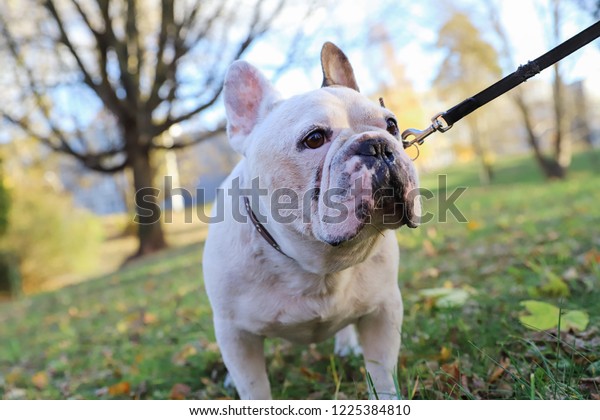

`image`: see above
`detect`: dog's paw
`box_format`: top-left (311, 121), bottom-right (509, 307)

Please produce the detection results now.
top-left (334, 325), bottom-right (362, 357)
top-left (369, 391), bottom-right (399, 400)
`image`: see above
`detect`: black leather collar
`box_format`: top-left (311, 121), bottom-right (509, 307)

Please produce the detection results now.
top-left (243, 196), bottom-right (291, 259)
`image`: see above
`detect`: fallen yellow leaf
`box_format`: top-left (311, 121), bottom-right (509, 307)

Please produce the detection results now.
top-left (143, 312), bottom-right (158, 325)
top-left (467, 220), bottom-right (482, 231)
top-left (108, 381), bottom-right (130, 396)
top-left (439, 346), bottom-right (452, 362)
top-left (172, 344), bottom-right (198, 366)
top-left (32, 371), bottom-right (48, 390)
top-left (116, 320), bottom-right (128, 334)
top-left (584, 249), bottom-right (600, 264)
top-left (6, 368), bottom-right (23, 386)
top-left (422, 239), bottom-right (437, 257)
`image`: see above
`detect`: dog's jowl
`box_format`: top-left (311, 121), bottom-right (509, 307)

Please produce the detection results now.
top-left (203, 42), bottom-right (420, 399)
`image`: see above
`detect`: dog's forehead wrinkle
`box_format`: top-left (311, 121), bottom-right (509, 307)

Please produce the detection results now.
top-left (332, 94), bottom-right (389, 133)
top-left (279, 91), bottom-right (346, 124)
top-left (269, 88), bottom-right (384, 132)
top-left (349, 105), bottom-right (388, 130)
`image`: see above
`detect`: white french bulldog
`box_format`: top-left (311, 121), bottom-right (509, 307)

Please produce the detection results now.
top-left (203, 42), bottom-right (420, 399)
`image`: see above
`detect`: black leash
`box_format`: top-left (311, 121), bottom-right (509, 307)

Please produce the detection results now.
top-left (401, 19), bottom-right (600, 149)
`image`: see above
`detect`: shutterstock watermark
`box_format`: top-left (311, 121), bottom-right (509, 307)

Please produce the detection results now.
top-left (133, 175), bottom-right (468, 225)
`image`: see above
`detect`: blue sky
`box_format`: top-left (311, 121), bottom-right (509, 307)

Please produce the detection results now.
top-left (245, 0), bottom-right (600, 99)
top-left (7, 0), bottom-right (597, 140)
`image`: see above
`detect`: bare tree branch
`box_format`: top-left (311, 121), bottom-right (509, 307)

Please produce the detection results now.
top-left (152, 88), bottom-right (224, 136)
top-left (147, 0), bottom-right (176, 111)
top-left (182, 1), bottom-right (227, 48)
top-left (2, 112), bottom-right (127, 173)
top-left (93, 0), bottom-right (138, 110)
top-left (151, 122), bottom-right (227, 150)
top-left (70, 0), bottom-right (101, 35)
top-left (1, 8), bottom-right (128, 173)
top-left (126, 0), bottom-right (143, 89)
top-left (69, 0), bottom-right (128, 112)
top-left (270, 0), bottom-right (319, 82)
top-left (43, 0), bottom-right (128, 118)
top-left (153, 0), bottom-right (286, 136)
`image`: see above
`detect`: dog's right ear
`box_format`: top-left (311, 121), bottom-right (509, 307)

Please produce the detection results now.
top-left (224, 61), bottom-right (280, 155)
top-left (321, 42), bottom-right (360, 92)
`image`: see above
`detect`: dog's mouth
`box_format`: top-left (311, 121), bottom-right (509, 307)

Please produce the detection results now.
top-left (312, 142), bottom-right (420, 246)
top-left (326, 200), bottom-right (418, 247)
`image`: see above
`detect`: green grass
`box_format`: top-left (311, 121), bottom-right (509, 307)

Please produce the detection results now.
top-left (1, 152), bottom-right (599, 400)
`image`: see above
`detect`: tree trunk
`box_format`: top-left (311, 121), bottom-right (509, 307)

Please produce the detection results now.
top-left (128, 131), bottom-right (167, 257)
top-left (552, 61), bottom-right (571, 177)
top-left (550, 0), bottom-right (570, 177)
top-left (515, 94), bottom-right (566, 179)
top-left (469, 119), bottom-right (493, 185)
top-left (572, 81), bottom-right (599, 170)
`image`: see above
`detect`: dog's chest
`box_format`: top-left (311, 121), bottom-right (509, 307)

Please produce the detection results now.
top-left (237, 270), bottom-right (378, 344)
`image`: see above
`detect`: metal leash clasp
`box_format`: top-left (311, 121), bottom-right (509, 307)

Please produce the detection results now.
top-left (401, 112), bottom-right (453, 150)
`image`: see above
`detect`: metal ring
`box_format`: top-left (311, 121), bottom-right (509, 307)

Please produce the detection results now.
top-left (407, 143), bottom-right (420, 161)
top-left (431, 112), bottom-right (453, 133)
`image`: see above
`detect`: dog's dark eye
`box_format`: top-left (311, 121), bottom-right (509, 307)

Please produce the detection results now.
top-left (303, 129), bottom-right (327, 149)
top-left (386, 118), bottom-right (399, 137)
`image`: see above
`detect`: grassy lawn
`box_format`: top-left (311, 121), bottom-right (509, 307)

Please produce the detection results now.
top-left (1, 152), bottom-right (599, 400)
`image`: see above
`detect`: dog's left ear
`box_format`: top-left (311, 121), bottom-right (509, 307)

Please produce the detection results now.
top-left (321, 42), bottom-right (360, 92)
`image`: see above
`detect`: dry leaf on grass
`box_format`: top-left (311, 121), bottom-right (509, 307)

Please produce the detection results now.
top-left (583, 249), bottom-right (600, 265)
top-left (108, 381), bottom-right (131, 396)
top-left (170, 383), bottom-right (191, 400)
top-left (300, 366), bottom-right (323, 381)
top-left (436, 362), bottom-right (461, 399)
top-left (143, 312), bottom-right (158, 325)
top-left (31, 371), bottom-right (49, 390)
top-left (172, 343), bottom-right (199, 366)
top-left (467, 220), bottom-right (482, 231)
top-left (488, 355), bottom-right (511, 383)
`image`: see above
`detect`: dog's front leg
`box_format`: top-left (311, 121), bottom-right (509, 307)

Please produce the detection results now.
top-left (214, 320), bottom-right (271, 399)
top-left (356, 297), bottom-right (403, 399)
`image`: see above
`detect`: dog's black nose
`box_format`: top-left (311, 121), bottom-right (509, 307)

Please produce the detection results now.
top-left (355, 139), bottom-right (395, 163)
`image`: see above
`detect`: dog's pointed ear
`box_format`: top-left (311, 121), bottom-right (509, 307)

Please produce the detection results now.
top-left (321, 42), bottom-right (360, 92)
top-left (224, 61), bottom-right (280, 155)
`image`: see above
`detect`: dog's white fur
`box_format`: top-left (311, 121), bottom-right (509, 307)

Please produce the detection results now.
top-left (203, 43), bottom-right (418, 399)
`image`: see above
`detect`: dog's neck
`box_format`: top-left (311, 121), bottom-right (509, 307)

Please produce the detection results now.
top-left (272, 224), bottom-right (382, 275)
top-left (240, 178), bottom-right (382, 275)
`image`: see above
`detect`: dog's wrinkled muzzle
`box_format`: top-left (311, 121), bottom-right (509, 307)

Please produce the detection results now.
top-left (354, 138), bottom-right (397, 190)
top-left (315, 134), bottom-right (420, 245)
